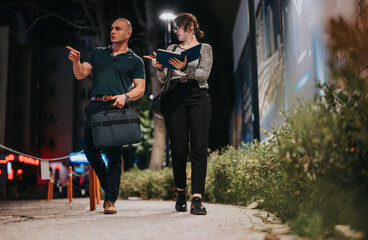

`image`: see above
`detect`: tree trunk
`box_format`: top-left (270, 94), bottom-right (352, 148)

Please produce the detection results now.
top-left (149, 117), bottom-right (166, 169)
top-left (144, 0), bottom-right (166, 169)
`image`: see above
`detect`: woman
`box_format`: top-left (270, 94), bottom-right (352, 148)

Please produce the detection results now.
top-left (150, 13), bottom-right (213, 215)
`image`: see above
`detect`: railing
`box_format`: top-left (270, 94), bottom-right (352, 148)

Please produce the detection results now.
top-left (47, 167), bottom-right (101, 210)
top-left (0, 144), bottom-right (101, 210)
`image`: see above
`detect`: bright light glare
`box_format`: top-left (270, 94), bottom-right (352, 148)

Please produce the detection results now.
top-left (69, 152), bottom-right (108, 166)
top-left (7, 162), bottom-right (12, 173)
top-left (159, 12), bottom-right (175, 21)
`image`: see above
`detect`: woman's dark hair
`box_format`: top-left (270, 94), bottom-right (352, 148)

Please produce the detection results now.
top-left (174, 13), bottom-right (205, 39)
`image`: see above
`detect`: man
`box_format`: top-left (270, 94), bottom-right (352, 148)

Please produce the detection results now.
top-left (67, 18), bottom-right (145, 214)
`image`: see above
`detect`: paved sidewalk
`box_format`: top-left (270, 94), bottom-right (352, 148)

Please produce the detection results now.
top-left (0, 198), bottom-right (299, 240)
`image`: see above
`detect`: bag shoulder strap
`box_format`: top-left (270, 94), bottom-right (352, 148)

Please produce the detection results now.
top-left (162, 45), bottom-right (179, 93)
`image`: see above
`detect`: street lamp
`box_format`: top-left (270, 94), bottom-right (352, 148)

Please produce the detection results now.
top-left (159, 12), bottom-right (175, 48)
top-left (159, 12), bottom-right (175, 167)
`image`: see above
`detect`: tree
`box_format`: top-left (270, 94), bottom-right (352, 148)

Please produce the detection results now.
top-left (131, 0), bottom-right (166, 169)
top-left (0, 0), bottom-right (109, 45)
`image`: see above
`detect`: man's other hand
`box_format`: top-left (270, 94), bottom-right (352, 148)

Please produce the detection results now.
top-left (112, 94), bottom-right (127, 109)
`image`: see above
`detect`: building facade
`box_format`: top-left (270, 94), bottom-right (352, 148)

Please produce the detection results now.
top-left (231, 0), bottom-right (362, 145)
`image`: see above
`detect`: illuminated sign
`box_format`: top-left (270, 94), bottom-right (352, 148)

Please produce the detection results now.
top-left (0, 154), bottom-right (40, 166)
top-left (19, 155), bottom-right (40, 165)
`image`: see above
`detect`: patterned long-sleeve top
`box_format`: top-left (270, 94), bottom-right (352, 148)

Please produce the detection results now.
top-left (156, 43), bottom-right (213, 89)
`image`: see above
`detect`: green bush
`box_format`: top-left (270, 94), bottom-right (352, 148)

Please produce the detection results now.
top-left (278, 84), bottom-right (368, 237)
top-left (205, 81), bottom-right (368, 238)
top-left (119, 166), bottom-right (176, 200)
top-left (205, 132), bottom-right (300, 219)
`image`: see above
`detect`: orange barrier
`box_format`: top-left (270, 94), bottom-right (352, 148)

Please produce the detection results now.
top-left (95, 174), bottom-right (101, 205)
top-left (47, 171), bottom-right (54, 201)
top-left (68, 166), bottom-right (73, 203)
top-left (67, 177), bottom-right (69, 200)
top-left (89, 165), bottom-right (96, 211)
top-left (88, 166), bottom-right (102, 210)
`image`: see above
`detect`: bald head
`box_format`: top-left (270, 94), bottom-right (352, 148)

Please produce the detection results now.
top-left (114, 18), bottom-right (132, 32)
top-left (110, 18), bottom-right (133, 44)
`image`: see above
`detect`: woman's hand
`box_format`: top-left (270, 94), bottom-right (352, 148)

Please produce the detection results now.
top-left (144, 52), bottom-right (163, 70)
top-left (168, 55), bottom-right (187, 71)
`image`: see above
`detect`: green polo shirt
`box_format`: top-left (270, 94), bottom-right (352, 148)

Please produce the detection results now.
top-left (85, 46), bottom-right (145, 96)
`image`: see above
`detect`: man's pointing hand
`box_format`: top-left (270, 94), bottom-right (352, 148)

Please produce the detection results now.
top-left (66, 46), bottom-right (80, 62)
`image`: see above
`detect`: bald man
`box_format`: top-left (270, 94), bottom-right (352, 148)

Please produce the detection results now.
top-left (67, 18), bottom-right (146, 214)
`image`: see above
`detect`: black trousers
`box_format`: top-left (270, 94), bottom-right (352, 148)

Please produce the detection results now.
top-left (84, 101), bottom-right (123, 202)
top-left (163, 81), bottom-right (212, 195)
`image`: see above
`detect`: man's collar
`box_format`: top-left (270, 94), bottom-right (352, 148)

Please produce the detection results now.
top-left (107, 45), bottom-right (131, 55)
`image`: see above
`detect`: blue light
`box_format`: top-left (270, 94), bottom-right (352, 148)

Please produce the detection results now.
top-left (74, 164), bottom-right (86, 174)
top-left (69, 152), bottom-right (108, 166)
top-left (313, 32), bottom-right (326, 95)
top-left (7, 162), bottom-right (12, 174)
top-left (295, 71), bottom-right (311, 91)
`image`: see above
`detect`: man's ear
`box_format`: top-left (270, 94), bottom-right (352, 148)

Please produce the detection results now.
top-left (126, 31), bottom-right (132, 38)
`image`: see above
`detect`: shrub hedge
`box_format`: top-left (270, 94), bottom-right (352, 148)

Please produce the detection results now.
top-left (206, 82), bottom-right (368, 238)
top-left (119, 166), bottom-right (176, 200)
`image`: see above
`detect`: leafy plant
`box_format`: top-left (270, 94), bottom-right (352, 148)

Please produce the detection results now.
top-left (120, 165), bottom-right (175, 200)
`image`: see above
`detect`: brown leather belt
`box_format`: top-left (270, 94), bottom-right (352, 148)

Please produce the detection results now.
top-left (90, 96), bottom-right (115, 101)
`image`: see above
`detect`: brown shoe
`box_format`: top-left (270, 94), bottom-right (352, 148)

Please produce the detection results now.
top-left (103, 201), bottom-right (117, 214)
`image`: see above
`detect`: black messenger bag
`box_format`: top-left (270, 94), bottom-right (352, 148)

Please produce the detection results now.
top-left (91, 107), bottom-right (142, 148)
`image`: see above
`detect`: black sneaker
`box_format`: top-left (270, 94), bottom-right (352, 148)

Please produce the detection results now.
top-left (190, 197), bottom-right (207, 215)
top-left (175, 201), bottom-right (187, 212)
top-left (175, 190), bottom-right (187, 212)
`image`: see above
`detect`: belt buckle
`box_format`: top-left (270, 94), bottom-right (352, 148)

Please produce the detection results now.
top-left (180, 78), bottom-right (188, 83)
top-left (102, 96), bottom-right (107, 102)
